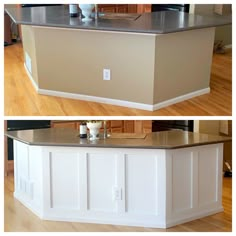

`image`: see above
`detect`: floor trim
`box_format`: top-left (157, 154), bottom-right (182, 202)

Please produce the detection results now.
top-left (153, 88), bottom-right (210, 110)
top-left (24, 65), bottom-right (210, 111)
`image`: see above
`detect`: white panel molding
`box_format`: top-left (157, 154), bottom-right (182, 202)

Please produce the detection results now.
top-left (13, 144), bottom-right (224, 228)
top-left (49, 152), bottom-right (53, 208)
top-left (115, 153), bottom-right (126, 213)
top-left (79, 151), bottom-right (88, 211)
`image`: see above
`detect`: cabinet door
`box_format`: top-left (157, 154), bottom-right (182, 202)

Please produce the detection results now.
top-left (128, 5), bottom-right (137, 13)
top-left (99, 5), bottom-right (116, 13)
top-left (142, 120), bottom-right (152, 133)
top-left (134, 120), bottom-right (152, 133)
top-left (111, 127), bottom-right (123, 133)
top-left (110, 120), bottom-right (123, 128)
top-left (116, 5), bottom-right (128, 13)
top-left (124, 121), bottom-right (134, 133)
top-left (137, 4), bottom-right (151, 13)
top-left (51, 121), bottom-right (78, 129)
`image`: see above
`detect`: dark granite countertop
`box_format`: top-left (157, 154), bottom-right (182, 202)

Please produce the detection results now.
top-left (5, 5), bottom-right (231, 34)
top-left (5, 128), bottom-right (231, 149)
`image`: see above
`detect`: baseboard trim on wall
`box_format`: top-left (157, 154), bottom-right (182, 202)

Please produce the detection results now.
top-left (24, 63), bottom-right (39, 91)
top-left (38, 87), bottom-right (210, 111)
top-left (153, 88), bottom-right (210, 110)
top-left (224, 44), bottom-right (232, 49)
top-left (24, 65), bottom-right (210, 111)
top-left (38, 88), bottom-right (154, 111)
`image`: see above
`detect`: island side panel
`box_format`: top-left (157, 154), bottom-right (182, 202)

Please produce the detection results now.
top-left (29, 26), bottom-right (156, 105)
top-left (13, 140), bottom-right (44, 217)
top-left (165, 143), bottom-right (223, 227)
top-left (41, 147), bottom-right (167, 228)
top-left (154, 27), bottom-right (215, 104)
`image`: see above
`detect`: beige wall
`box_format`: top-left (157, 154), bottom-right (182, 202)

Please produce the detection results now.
top-left (33, 27), bottom-right (156, 104)
top-left (190, 4), bottom-right (232, 46)
top-left (195, 120), bottom-right (231, 136)
top-left (197, 120), bottom-right (220, 135)
top-left (154, 28), bottom-right (214, 103)
top-left (194, 120), bottom-right (232, 171)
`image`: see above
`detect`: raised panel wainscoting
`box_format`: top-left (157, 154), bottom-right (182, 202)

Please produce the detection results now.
top-left (13, 140), bottom-right (223, 228)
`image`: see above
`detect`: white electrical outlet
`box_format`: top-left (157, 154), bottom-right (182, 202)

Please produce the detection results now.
top-left (113, 187), bottom-right (122, 200)
top-left (103, 69), bottom-right (111, 80)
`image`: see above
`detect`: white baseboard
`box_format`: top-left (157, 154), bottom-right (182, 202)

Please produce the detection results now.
top-left (24, 65), bottom-right (210, 111)
top-left (153, 88), bottom-right (210, 110)
top-left (24, 63), bottom-right (39, 91)
top-left (38, 88), bottom-right (154, 111)
top-left (224, 44), bottom-right (232, 49)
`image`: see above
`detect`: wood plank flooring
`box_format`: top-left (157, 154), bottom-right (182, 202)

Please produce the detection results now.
top-left (4, 43), bottom-right (232, 116)
top-left (4, 171), bottom-right (232, 232)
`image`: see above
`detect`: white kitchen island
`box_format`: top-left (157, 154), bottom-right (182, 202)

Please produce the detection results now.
top-left (6, 128), bottom-right (231, 228)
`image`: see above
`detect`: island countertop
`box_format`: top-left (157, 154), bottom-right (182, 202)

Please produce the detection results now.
top-left (5, 128), bottom-right (231, 149)
top-left (5, 5), bottom-right (231, 34)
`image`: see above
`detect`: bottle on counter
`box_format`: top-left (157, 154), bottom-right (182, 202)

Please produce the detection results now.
top-left (69, 4), bottom-right (78, 17)
top-left (79, 122), bottom-right (87, 138)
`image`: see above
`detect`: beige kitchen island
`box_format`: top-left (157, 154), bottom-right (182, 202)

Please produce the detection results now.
top-left (6, 128), bottom-right (231, 228)
top-left (5, 5), bottom-right (231, 110)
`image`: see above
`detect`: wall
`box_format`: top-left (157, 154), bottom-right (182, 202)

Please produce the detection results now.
top-left (190, 4), bottom-right (232, 46)
top-left (194, 120), bottom-right (232, 171)
top-left (198, 120), bottom-right (220, 135)
top-left (31, 26), bottom-right (155, 104)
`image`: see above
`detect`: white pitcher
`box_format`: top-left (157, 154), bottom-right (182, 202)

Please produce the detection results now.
top-left (79, 4), bottom-right (95, 22)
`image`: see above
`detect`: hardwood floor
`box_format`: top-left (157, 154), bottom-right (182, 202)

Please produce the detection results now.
top-left (4, 43), bottom-right (232, 116)
top-left (4, 171), bottom-right (232, 232)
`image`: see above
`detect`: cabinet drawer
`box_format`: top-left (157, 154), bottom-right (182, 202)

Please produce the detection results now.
top-left (124, 120), bottom-right (134, 133)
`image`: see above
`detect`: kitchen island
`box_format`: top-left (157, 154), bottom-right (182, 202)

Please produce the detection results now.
top-left (5, 5), bottom-right (231, 111)
top-left (6, 128), bottom-right (231, 228)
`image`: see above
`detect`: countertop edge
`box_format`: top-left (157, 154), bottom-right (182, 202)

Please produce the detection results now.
top-left (5, 133), bottom-right (231, 150)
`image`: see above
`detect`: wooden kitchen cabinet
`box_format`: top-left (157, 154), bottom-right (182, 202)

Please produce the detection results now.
top-left (98, 4), bottom-right (129, 13)
top-left (134, 120), bottom-right (152, 134)
top-left (98, 4), bottom-right (116, 13)
top-left (51, 121), bottom-right (80, 129)
top-left (136, 4), bottom-right (151, 13)
top-left (124, 120), bottom-right (134, 133)
top-left (110, 120), bottom-right (123, 128)
top-left (51, 120), bottom-right (151, 134)
top-left (116, 5), bottom-right (128, 13)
